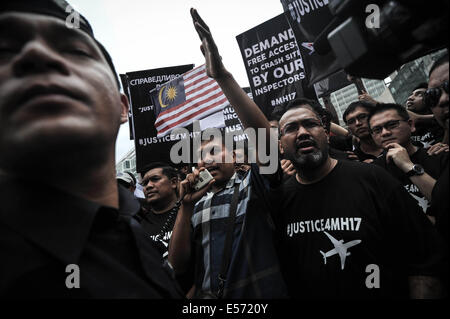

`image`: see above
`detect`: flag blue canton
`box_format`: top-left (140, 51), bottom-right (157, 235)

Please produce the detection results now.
top-left (152, 76), bottom-right (186, 118)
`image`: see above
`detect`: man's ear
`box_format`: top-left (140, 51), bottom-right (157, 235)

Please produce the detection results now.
top-left (170, 177), bottom-right (179, 189)
top-left (120, 94), bottom-right (130, 124)
top-left (279, 140), bottom-right (284, 155)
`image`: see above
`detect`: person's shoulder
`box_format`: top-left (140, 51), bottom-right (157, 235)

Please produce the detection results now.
top-left (248, 162), bottom-right (283, 189)
top-left (279, 174), bottom-right (300, 192)
top-left (371, 152), bottom-right (386, 167)
top-left (337, 159), bottom-right (397, 183)
top-left (337, 158), bottom-right (380, 172)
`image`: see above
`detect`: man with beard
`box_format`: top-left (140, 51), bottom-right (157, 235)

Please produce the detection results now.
top-left (343, 101), bottom-right (383, 162)
top-left (274, 98), bottom-right (445, 298)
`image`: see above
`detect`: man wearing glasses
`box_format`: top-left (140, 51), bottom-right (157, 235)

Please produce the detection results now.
top-left (369, 104), bottom-right (448, 221)
top-left (426, 54), bottom-right (449, 253)
top-left (425, 54), bottom-right (449, 149)
top-left (273, 98), bottom-right (444, 298)
top-left (342, 101), bottom-right (383, 162)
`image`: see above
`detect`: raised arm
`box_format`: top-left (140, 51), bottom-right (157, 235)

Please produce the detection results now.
top-left (191, 8), bottom-right (276, 168)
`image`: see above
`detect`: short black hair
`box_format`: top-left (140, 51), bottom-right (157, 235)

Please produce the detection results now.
top-left (412, 82), bottom-right (428, 91)
top-left (429, 53), bottom-right (449, 78)
top-left (342, 101), bottom-right (376, 124)
top-left (367, 103), bottom-right (410, 127)
top-left (283, 98), bottom-right (330, 132)
top-left (140, 162), bottom-right (178, 180)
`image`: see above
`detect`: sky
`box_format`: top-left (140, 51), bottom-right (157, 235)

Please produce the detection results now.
top-left (69, 0), bottom-right (285, 163)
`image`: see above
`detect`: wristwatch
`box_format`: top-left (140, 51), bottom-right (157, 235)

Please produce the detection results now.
top-left (406, 164), bottom-right (425, 177)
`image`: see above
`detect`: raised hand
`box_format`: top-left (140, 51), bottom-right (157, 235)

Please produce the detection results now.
top-left (427, 142), bottom-right (449, 155)
top-left (385, 143), bottom-right (414, 172)
top-left (179, 167), bottom-right (215, 206)
top-left (190, 8), bottom-right (229, 79)
top-left (281, 159), bottom-right (296, 176)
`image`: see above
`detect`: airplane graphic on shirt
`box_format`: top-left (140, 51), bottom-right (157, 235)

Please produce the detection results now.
top-left (409, 193), bottom-right (429, 213)
top-left (320, 231), bottom-right (362, 270)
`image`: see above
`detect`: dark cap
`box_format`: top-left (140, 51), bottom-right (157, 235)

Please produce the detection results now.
top-left (0, 0), bottom-right (121, 89)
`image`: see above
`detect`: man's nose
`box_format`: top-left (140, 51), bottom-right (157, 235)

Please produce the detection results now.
top-left (144, 181), bottom-right (155, 191)
top-left (12, 39), bottom-right (70, 77)
top-left (296, 125), bottom-right (311, 138)
top-left (380, 127), bottom-right (392, 136)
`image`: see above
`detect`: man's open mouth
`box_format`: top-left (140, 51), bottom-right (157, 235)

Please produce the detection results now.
top-left (297, 140), bottom-right (316, 153)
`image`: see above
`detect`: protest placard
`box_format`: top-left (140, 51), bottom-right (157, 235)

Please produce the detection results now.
top-left (236, 13), bottom-right (305, 118)
top-left (280, 0), bottom-right (342, 85)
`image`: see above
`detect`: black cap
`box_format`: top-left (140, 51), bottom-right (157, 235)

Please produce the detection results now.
top-left (0, 0), bottom-right (121, 89)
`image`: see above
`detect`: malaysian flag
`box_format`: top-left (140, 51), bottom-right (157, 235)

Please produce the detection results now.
top-left (151, 65), bottom-right (229, 138)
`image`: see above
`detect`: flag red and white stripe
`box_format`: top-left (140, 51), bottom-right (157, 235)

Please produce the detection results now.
top-left (154, 65), bottom-right (229, 137)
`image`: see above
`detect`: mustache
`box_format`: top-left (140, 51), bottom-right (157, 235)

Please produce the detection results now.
top-left (296, 137), bottom-right (317, 148)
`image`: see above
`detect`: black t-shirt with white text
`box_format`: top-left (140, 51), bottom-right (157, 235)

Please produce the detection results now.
top-left (411, 120), bottom-right (444, 149)
top-left (136, 208), bottom-right (176, 258)
top-left (135, 206), bottom-right (195, 294)
top-left (373, 148), bottom-right (448, 215)
top-left (272, 160), bottom-right (443, 299)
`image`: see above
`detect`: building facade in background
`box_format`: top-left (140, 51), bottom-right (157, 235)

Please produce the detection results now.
top-left (116, 148), bottom-right (137, 176)
top-left (324, 78), bottom-right (391, 126)
top-left (388, 49), bottom-right (447, 107)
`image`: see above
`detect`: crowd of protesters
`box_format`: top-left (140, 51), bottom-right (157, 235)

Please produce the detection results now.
top-left (0, 1), bottom-right (448, 299)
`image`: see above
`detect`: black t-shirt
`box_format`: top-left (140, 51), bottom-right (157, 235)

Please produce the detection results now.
top-left (329, 135), bottom-right (352, 152)
top-left (272, 160), bottom-right (443, 299)
top-left (330, 135), bottom-right (380, 162)
top-left (373, 148), bottom-right (449, 215)
top-left (135, 205), bottom-right (195, 294)
top-left (137, 208), bottom-right (176, 258)
top-left (429, 163), bottom-right (449, 246)
top-left (411, 119), bottom-right (444, 148)
top-left (353, 143), bottom-right (380, 162)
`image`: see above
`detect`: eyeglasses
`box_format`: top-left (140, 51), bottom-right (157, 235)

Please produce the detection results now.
top-left (370, 119), bottom-right (408, 135)
top-left (424, 81), bottom-right (448, 109)
top-left (346, 113), bottom-right (369, 125)
top-left (280, 119), bottom-right (324, 136)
